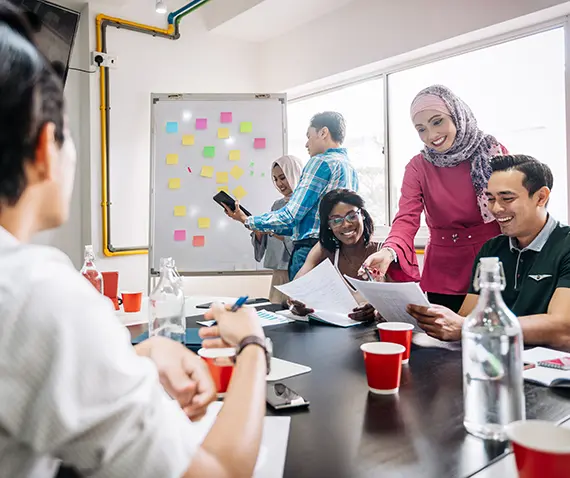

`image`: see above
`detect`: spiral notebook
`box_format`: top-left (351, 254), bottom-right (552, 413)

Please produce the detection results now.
top-left (523, 347), bottom-right (570, 388)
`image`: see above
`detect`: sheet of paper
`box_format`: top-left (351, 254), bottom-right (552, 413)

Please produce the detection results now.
top-left (230, 165), bottom-right (244, 180)
top-left (174, 230), bottom-right (186, 241)
top-left (523, 347), bottom-right (568, 363)
top-left (220, 112), bottom-right (232, 123)
top-left (254, 138), bottom-right (266, 149)
top-left (233, 185), bottom-right (247, 200)
top-left (166, 153), bottom-right (178, 165)
top-left (276, 260), bottom-right (358, 326)
top-left (229, 150), bottom-right (241, 161)
top-left (203, 146), bottom-right (216, 158)
top-left (195, 118), bottom-right (207, 130)
top-left (192, 235), bottom-right (205, 247)
top-left (257, 309), bottom-right (294, 327)
top-left (168, 178), bottom-right (181, 189)
top-left (217, 186), bottom-right (229, 193)
top-left (216, 172), bottom-right (229, 184)
top-left (200, 166), bottom-right (214, 178)
top-left (276, 309), bottom-right (309, 322)
top-left (198, 217), bottom-right (210, 229)
top-left (218, 127), bottom-right (230, 139)
top-left (267, 358), bottom-right (311, 382)
top-left (182, 134), bottom-right (194, 146)
top-left (240, 121), bottom-right (253, 133)
top-left (166, 122), bottom-right (178, 134)
top-left (173, 206), bottom-right (186, 217)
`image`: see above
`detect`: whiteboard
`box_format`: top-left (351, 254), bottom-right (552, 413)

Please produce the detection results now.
top-left (149, 93), bottom-right (287, 275)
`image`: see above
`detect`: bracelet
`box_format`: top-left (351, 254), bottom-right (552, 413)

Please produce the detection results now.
top-left (384, 247), bottom-right (398, 263)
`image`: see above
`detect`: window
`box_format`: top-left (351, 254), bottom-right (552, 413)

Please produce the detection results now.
top-left (287, 78), bottom-right (387, 226)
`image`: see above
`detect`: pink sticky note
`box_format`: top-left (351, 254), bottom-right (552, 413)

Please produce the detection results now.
top-left (195, 118), bottom-right (207, 130)
top-left (220, 112), bottom-right (232, 123)
top-left (193, 235), bottom-right (205, 247)
top-left (254, 138), bottom-right (266, 149)
top-left (174, 230), bottom-right (186, 241)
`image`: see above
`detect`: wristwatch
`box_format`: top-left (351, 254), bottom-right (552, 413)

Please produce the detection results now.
top-left (236, 336), bottom-right (273, 374)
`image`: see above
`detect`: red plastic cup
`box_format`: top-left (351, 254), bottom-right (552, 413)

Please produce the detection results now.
top-left (102, 271), bottom-right (119, 299)
top-left (198, 348), bottom-right (235, 394)
top-left (506, 420), bottom-right (570, 478)
top-left (121, 291), bottom-right (142, 313)
top-left (377, 323), bottom-right (414, 364)
top-left (360, 342), bottom-right (405, 395)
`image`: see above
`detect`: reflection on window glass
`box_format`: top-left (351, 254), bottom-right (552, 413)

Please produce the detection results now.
top-left (388, 28), bottom-right (567, 224)
top-left (288, 78), bottom-right (387, 225)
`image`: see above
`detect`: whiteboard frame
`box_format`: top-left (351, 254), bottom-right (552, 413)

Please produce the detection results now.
top-left (149, 93), bottom-right (288, 277)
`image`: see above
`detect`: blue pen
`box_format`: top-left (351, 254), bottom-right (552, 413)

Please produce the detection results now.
top-left (231, 295), bottom-right (249, 312)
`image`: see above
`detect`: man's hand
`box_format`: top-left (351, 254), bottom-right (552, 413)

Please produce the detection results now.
top-left (135, 337), bottom-right (216, 421)
top-left (199, 303), bottom-right (264, 349)
top-left (287, 299), bottom-right (314, 316)
top-left (222, 201), bottom-right (248, 224)
top-left (349, 303), bottom-right (377, 322)
top-left (407, 304), bottom-right (464, 341)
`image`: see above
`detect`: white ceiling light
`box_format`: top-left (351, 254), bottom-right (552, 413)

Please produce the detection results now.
top-left (155, 0), bottom-right (167, 14)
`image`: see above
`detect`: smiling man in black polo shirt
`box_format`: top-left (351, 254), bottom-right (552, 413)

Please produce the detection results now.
top-left (408, 154), bottom-right (570, 349)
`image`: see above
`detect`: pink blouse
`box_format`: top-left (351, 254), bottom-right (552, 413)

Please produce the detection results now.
top-left (384, 150), bottom-right (506, 295)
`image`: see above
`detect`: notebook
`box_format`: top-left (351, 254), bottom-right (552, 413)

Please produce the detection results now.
top-left (523, 347), bottom-right (570, 388)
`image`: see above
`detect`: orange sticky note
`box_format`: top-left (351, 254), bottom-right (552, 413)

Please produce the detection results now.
top-left (233, 186), bottom-right (247, 200)
top-left (218, 128), bottom-right (230, 139)
top-left (168, 178), bottom-right (181, 189)
top-left (193, 235), bottom-right (205, 247)
top-left (229, 150), bottom-right (241, 161)
top-left (166, 154), bottom-right (178, 165)
top-left (182, 135), bottom-right (195, 146)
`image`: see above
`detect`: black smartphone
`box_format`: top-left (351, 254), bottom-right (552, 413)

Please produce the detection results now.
top-left (267, 383), bottom-right (309, 410)
top-left (195, 298), bottom-right (269, 309)
top-left (213, 191), bottom-right (252, 216)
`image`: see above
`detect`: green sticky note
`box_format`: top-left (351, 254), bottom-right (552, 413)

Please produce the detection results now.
top-left (240, 122), bottom-right (253, 133)
top-left (250, 170), bottom-right (254, 176)
top-left (203, 146), bottom-right (215, 158)
top-left (261, 172), bottom-right (265, 177)
top-left (249, 162), bottom-right (255, 168)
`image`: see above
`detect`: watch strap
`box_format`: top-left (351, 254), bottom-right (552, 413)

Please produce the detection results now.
top-left (237, 335), bottom-right (270, 374)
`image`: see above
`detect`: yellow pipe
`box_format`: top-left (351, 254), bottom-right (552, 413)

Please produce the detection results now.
top-left (97, 14), bottom-right (174, 257)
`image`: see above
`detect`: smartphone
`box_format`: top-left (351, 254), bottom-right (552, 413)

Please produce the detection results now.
top-left (213, 191), bottom-right (252, 216)
top-left (195, 298), bottom-right (269, 309)
top-left (267, 383), bottom-right (309, 410)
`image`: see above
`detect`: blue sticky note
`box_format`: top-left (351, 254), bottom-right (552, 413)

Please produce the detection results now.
top-left (166, 122), bottom-right (178, 134)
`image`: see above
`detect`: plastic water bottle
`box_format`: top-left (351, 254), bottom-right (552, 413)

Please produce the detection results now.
top-left (149, 257), bottom-right (185, 343)
top-left (80, 245), bottom-right (103, 293)
top-left (462, 257), bottom-right (525, 440)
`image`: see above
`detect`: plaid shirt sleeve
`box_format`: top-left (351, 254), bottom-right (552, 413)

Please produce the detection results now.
top-left (245, 157), bottom-right (331, 234)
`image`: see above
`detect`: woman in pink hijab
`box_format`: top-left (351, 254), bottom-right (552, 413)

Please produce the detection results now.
top-left (362, 85), bottom-right (507, 312)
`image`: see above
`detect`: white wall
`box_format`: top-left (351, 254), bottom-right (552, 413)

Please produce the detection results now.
top-left (259, 0), bottom-right (570, 91)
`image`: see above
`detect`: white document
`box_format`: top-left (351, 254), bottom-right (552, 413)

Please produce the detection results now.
top-left (345, 277), bottom-right (430, 332)
top-left (275, 260), bottom-right (360, 328)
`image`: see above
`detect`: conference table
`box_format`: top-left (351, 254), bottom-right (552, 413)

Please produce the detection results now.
top-left (179, 301), bottom-right (570, 478)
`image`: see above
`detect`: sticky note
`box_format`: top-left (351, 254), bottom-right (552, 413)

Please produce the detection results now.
top-left (196, 118), bottom-right (207, 130)
top-left (254, 138), bottom-right (266, 149)
top-left (166, 154), bottom-right (178, 165)
top-left (217, 186), bottom-right (229, 193)
top-left (220, 112), bottom-right (232, 123)
top-left (218, 128), bottom-right (230, 139)
top-left (174, 206), bottom-right (186, 217)
top-left (198, 217), bottom-right (210, 229)
top-left (166, 122), bottom-right (178, 134)
top-left (201, 166), bottom-right (214, 178)
top-left (229, 150), bottom-right (241, 161)
top-left (216, 172), bottom-right (229, 184)
top-left (230, 165), bottom-right (244, 180)
top-left (261, 172), bottom-right (265, 177)
top-left (250, 170), bottom-right (254, 176)
top-left (182, 134), bottom-right (195, 146)
top-left (174, 230), bottom-right (186, 241)
top-left (240, 122), bottom-right (252, 133)
top-left (168, 178), bottom-right (181, 189)
top-left (193, 236), bottom-right (205, 247)
top-left (203, 146), bottom-right (215, 158)
top-left (233, 185), bottom-right (247, 200)
top-left (249, 162), bottom-right (255, 167)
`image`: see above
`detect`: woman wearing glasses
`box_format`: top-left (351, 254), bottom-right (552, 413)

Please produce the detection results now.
top-left (289, 189), bottom-right (379, 321)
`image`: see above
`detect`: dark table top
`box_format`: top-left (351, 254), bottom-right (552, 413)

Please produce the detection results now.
top-left (191, 308), bottom-right (570, 478)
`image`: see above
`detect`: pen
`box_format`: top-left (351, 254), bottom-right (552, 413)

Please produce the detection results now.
top-left (231, 295), bottom-right (249, 312)
top-left (362, 266), bottom-right (375, 282)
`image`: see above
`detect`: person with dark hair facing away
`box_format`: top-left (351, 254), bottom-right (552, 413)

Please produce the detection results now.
top-left (0, 2), bottom-right (269, 477)
top-left (224, 111), bottom-right (359, 280)
top-left (289, 189), bottom-right (380, 322)
top-left (408, 155), bottom-right (570, 349)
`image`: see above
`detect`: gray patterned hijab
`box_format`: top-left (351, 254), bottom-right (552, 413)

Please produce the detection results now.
top-left (411, 85), bottom-right (503, 223)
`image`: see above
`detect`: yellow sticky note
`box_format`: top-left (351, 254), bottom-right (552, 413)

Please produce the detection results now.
top-left (230, 165), bottom-right (244, 180)
top-left (200, 166), bottom-right (214, 178)
top-left (229, 150), bottom-right (241, 161)
top-left (198, 217), bottom-right (211, 229)
top-left (233, 186), bottom-right (247, 200)
top-left (174, 206), bottom-right (186, 217)
top-left (218, 127), bottom-right (230, 139)
top-left (217, 186), bottom-right (229, 193)
top-left (216, 172), bottom-right (229, 184)
top-left (168, 178), bottom-right (181, 189)
top-left (182, 135), bottom-right (195, 146)
top-left (166, 154), bottom-right (178, 165)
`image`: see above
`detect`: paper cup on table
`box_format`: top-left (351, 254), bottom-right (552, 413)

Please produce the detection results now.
top-left (506, 420), bottom-right (570, 478)
top-left (198, 348), bottom-right (235, 394)
top-left (360, 342), bottom-right (405, 395)
top-left (377, 323), bottom-right (414, 364)
top-left (121, 291), bottom-right (142, 313)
